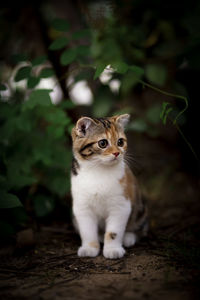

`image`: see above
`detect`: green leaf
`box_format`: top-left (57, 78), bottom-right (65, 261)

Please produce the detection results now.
top-left (32, 55), bottom-right (47, 67)
top-left (14, 66), bottom-right (31, 82)
top-left (60, 49), bottom-right (77, 66)
top-left (129, 65), bottom-right (144, 76)
top-left (51, 18), bottom-right (69, 32)
top-left (113, 62), bottom-right (129, 74)
top-left (27, 76), bottom-right (40, 89)
top-left (33, 195), bottom-right (55, 217)
top-left (49, 36), bottom-right (69, 50)
top-left (160, 101), bottom-right (175, 125)
top-left (23, 89), bottom-right (52, 110)
top-left (59, 100), bottom-right (76, 109)
top-left (47, 125), bottom-right (65, 138)
top-left (32, 144), bottom-right (52, 166)
top-left (0, 83), bottom-right (7, 91)
top-left (29, 89), bottom-right (52, 106)
top-left (72, 29), bottom-right (91, 39)
top-left (160, 102), bottom-right (170, 121)
top-left (39, 68), bottom-right (55, 78)
top-left (44, 108), bottom-right (69, 125)
top-left (76, 45), bottom-right (90, 56)
top-left (94, 64), bottom-right (107, 80)
top-left (15, 111), bottom-right (33, 132)
top-left (145, 64), bottom-right (167, 86)
top-left (163, 107), bottom-right (173, 125)
top-left (0, 191), bottom-right (22, 209)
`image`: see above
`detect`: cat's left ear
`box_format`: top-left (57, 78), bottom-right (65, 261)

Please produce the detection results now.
top-left (116, 114), bottom-right (130, 129)
top-left (76, 117), bottom-right (96, 137)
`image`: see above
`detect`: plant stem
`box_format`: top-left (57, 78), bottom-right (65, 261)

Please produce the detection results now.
top-left (138, 79), bottom-right (199, 163)
top-left (139, 80), bottom-right (188, 124)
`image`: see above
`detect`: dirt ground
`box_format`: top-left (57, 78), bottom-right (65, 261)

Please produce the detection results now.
top-left (0, 135), bottom-right (200, 300)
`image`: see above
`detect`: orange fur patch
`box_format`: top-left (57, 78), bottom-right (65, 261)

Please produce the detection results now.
top-left (119, 166), bottom-right (138, 202)
top-left (89, 241), bottom-right (99, 249)
top-left (105, 232), bottom-right (117, 241)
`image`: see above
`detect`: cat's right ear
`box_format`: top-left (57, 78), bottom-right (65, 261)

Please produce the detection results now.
top-left (76, 117), bottom-right (95, 137)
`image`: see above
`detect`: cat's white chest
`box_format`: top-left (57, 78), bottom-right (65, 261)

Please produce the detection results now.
top-left (71, 162), bottom-right (126, 217)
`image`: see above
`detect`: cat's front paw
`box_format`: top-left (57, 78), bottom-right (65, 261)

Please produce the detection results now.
top-left (78, 246), bottom-right (99, 257)
top-left (103, 246), bottom-right (125, 259)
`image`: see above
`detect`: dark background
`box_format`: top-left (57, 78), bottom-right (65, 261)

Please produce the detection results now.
top-left (0, 1), bottom-right (200, 299)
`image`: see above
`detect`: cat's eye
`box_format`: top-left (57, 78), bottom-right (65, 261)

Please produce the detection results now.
top-left (98, 139), bottom-right (108, 148)
top-left (117, 138), bottom-right (124, 147)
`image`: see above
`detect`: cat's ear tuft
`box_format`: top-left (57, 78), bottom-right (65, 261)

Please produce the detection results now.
top-left (76, 117), bottom-right (93, 137)
top-left (116, 114), bottom-right (130, 129)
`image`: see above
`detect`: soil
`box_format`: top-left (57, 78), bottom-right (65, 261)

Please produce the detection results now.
top-left (0, 134), bottom-right (200, 300)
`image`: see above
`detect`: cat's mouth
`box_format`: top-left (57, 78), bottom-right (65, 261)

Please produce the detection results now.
top-left (108, 156), bottom-right (121, 164)
top-left (111, 156), bottom-right (118, 161)
top-left (98, 155), bottom-right (122, 166)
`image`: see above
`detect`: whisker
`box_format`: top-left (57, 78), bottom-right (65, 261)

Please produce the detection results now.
top-left (124, 152), bottom-right (143, 174)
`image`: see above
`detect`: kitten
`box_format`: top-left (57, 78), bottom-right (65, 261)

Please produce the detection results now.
top-left (71, 114), bottom-right (148, 259)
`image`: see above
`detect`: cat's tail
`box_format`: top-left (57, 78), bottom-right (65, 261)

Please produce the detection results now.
top-left (123, 232), bottom-right (137, 247)
top-left (123, 223), bottom-right (148, 248)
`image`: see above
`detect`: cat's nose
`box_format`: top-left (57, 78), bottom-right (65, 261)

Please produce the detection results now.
top-left (112, 152), bottom-right (120, 157)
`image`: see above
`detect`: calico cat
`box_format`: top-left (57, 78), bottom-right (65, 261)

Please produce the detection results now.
top-left (71, 114), bottom-right (148, 259)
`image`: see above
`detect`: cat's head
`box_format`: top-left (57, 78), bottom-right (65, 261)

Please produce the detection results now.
top-left (71, 114), bottom-right (130, 166)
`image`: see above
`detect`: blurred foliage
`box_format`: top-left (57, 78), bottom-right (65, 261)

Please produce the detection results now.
top-left (0, 85), bottom-right (73, 237)
top-left (0, 0), bottom-right (199, 237)
top-left (0, 13), bottom-right (96, 237)
top-left (88, 0), bottom-right (199, 126)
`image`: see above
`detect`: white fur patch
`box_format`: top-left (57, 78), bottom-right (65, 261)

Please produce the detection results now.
top-left (71, 160), bottom-right (129, 218)
top-left (78, 246), bottom-right (99, 257)
top-left (103, 246), bottom-right (126, 259)
top-left (71, 159), bottom-right (132, 258)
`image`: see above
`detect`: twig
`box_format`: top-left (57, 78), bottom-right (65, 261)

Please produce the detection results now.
top-left (0, 268), bottom-right (41, 276)
top-left (91, 271), bottom-right (131, 275)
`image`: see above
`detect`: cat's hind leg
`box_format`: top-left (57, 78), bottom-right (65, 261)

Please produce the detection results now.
top-left (125, 196), bottom-right (149, 247)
